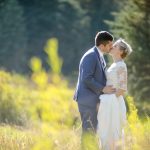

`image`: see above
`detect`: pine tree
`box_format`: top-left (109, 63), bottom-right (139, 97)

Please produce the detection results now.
top-left (107, 0), bottom-right (150, 101)
top-left (19, 0), bottom-right (90, 74)
top-left (0, 0), bottom-right (27, 72)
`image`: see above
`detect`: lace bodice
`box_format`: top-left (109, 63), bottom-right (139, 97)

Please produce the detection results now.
top-left (106, 61), bottom-right (127, 91)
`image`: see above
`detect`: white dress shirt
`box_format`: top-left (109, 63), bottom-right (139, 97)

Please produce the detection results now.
top-left (96, 47), bottom-right (106, 69)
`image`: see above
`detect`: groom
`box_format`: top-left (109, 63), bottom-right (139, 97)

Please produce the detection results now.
top-left (74, 31), bottom-right (115, 149)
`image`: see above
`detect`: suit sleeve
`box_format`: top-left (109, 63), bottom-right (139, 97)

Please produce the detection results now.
top-left (81, 54), bottom-right (105, 94)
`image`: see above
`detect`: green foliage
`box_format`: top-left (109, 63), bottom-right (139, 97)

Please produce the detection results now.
top-left (0, 0), bottom-right (117, 74)
top-left (0, 71), bottom-right (29, 125)
top-left (0, 95), bottom-right (150, 150)
top-left (45, 38), bottom-right (63, 75)
top-left (107, 0), bottom-right (150, 102)
top-left (0, 67), bottom-right (79, 149)
top-left (0, 0), bottom-right (27, 72)
top-left (0, 52), bottom-right (149, 149)
top-left (0, 1), bottom-right (150, 149)
top-left (79, 0), bottom-right (116, 37)
top-left (0, 52), bottom-right (149, 150)
top-left (0, 64), bottom-right (77, 126)
top-left (0, 39), bottom-right (76, 125)
top-left (125, 96), bottom-right (150, 149)
top-left (30, 57), bottom-right (48, 89)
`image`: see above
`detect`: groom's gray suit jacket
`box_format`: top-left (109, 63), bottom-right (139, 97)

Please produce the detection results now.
top-left (74, 46), bottom-right (106, 110)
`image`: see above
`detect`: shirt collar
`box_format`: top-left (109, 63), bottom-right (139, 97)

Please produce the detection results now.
top-left (96, 46), bottom-right (103, 57)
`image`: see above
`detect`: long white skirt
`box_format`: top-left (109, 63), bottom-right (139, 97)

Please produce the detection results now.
top-left (97, 94), bottom-right (126, 150)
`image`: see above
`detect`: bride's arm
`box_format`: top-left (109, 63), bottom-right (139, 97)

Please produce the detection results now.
top-left (115, 65), bottom-right (127, 97)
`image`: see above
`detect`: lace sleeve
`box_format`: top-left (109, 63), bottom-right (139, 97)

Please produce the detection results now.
top-left (117, 65), bottom-right (127, 91)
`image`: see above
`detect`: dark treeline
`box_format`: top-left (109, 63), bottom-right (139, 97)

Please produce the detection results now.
top-left (0, 0), bottom-right (116, 74)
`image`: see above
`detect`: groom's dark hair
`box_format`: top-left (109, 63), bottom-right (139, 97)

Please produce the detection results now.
top-left (95, 31), bottom-right (114, 46)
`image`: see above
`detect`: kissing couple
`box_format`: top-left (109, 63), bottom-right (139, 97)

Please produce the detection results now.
top-left (74, 31), bottom-right (132, 150)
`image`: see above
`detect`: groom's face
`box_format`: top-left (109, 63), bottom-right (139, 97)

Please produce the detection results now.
top-left (102, 41), bottom-right (113, 53)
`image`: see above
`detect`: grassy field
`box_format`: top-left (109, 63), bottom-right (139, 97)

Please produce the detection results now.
top-left (0, 69), bottom-right (149, 150)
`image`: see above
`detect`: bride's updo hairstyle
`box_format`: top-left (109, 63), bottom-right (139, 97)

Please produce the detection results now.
top-left (114, 38), bottom-right (132, 58)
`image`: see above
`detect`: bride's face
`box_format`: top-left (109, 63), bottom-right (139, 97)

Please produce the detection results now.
top-left (110, 44), bottom-right (123, 57)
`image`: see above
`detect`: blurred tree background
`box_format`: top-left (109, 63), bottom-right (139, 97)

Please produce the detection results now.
top-left (106, 0), bottom-right (150, 105)
top-left (0, 0), bottom-right (116, 74)
top-left (0, 0), bottom-right (150, 110)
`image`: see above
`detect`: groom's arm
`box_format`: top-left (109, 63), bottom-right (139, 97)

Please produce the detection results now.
top-left (81, 54), bottom-right (104, 95)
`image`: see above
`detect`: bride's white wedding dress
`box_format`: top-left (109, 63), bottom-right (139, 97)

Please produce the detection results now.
top-left (97, 61), bottom-right (127, 150)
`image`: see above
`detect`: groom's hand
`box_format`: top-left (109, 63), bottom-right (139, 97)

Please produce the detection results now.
top-left (102, 85), bottom-right (116, 94)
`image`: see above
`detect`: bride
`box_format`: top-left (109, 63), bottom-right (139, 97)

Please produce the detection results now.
top-left (97, 38), bottom-right (132, 150)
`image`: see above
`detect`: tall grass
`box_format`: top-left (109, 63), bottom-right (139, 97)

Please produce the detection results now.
top-left (124, 96), bottom-right (150, 150)
top-left (0, 70), bottom-right (149, 150)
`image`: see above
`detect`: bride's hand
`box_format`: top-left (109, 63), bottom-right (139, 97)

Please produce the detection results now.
top-left (115, 89), bottom-right (125, 97)
top-left (102, 85), bottom-right (116, 94)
